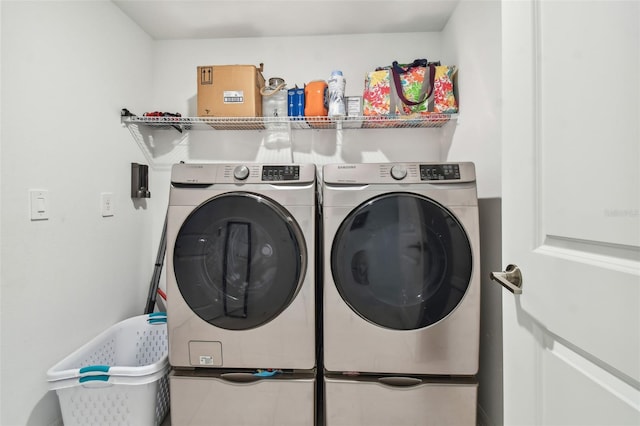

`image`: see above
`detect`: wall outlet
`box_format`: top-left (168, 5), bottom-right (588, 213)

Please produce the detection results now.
top-left (101, 192), bottom-right (114, 217)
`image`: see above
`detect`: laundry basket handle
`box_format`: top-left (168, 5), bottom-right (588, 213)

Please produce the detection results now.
top-left (79, 365), bottom-right (110, 374)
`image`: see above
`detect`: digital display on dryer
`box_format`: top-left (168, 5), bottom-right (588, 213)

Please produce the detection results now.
top-left (420, 164), bottom-right (460, 181)
top-left (262, 165), bottom-right (300, 181)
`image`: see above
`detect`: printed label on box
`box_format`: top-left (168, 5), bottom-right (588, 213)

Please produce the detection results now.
top-left (200, 67), bottom-right (213, 85)
top-left (223, 90), bottom-right (244, 104)
top-left (199, 355), bottom-right (215, 366)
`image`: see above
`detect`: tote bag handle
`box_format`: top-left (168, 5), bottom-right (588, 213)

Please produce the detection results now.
top-left (391, 61), bottom-right (436, 107)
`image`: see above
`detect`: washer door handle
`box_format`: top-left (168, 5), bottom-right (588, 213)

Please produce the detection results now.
top-left (490, 264), bottom-right (523, 294)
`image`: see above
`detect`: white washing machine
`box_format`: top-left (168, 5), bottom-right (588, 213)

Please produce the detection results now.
top-left (322, 162), bottom-right (480, 376)
top-left (167, 163), bottom-right (316, 370)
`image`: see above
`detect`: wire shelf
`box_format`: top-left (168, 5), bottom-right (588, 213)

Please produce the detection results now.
top-left (121, 114), bottom-right (456, 131)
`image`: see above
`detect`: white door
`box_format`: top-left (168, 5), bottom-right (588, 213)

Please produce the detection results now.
top-left (500, 0), bottom-right (640, 424)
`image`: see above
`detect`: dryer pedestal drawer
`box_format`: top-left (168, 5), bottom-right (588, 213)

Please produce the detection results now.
top-left (170, 370), bottom-right (316, 426)
top-left (324, 375), bottom-right (477, 426)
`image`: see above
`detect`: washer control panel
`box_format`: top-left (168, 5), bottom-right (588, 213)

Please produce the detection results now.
top-left (420, 164), bottom-right (461, 181)
top-left (171, 163), bottom-right (314, 185)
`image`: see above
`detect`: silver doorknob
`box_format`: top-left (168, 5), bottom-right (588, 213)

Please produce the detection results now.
top-left (490, 264), bottom-right (523, 294)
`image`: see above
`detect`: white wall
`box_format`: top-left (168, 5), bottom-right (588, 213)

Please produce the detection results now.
top-left (442, 1), bottom-right (502, 199)
top-left (442, 0), bottom-right (503, 426)
top-left (441, 2), bottom-right (503, 426)
top-left (136, 17), bottom-right (501, 202)
top-left (144, 32), bottom-right (447, 170)
top-left (0, 2), bottom-right (155, 424)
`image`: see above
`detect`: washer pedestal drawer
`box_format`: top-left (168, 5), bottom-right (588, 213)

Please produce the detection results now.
top-left (170, 370), bottom-right (316, 426)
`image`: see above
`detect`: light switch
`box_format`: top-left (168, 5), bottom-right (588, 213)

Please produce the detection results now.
top-left (101, 192), bottom-right (114, 217)
top-left (30, 190), bottom-right (49, 220)
top-left (36, 197), bottom-right (46, 212)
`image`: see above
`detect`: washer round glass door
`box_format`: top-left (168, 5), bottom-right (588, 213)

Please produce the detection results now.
top-left (331, 192), bottom-right (472, 330)
top-left (173, 192), bottom-right (306, 330)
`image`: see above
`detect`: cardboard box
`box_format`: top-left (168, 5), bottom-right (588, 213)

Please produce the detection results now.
top-left (197, 64), bottom-right (265, 117)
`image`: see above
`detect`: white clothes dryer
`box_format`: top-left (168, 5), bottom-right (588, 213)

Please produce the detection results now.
top-left (322, 162), bottom-right (480, 375)
top-left (167, 163), bottom-right (316, 370)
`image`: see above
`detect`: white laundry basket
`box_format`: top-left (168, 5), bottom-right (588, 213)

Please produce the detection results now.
top-left (47, 313), bottom-right (170, 426)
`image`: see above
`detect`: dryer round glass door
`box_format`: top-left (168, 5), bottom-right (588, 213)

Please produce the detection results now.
top-left (331, 192), bottom-right (472, 330)
top-left (173, 192), bottom-right (306, 330)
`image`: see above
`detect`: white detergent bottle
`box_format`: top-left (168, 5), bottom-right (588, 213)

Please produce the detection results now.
top-left (328, 70), bottom-right (346, 117)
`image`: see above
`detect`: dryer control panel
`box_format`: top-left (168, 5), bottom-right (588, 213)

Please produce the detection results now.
top-left (420, 164), bottom-right (461, 181)
top-left (323, 162), bottom-right (475, 185)
top-left (261, 165), bottom-right (300, 181)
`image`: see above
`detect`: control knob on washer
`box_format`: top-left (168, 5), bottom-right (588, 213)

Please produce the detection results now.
top-left (390, 165), bottom-right (407, 180)
top-left (233, 165), bottom-right (250, 180)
